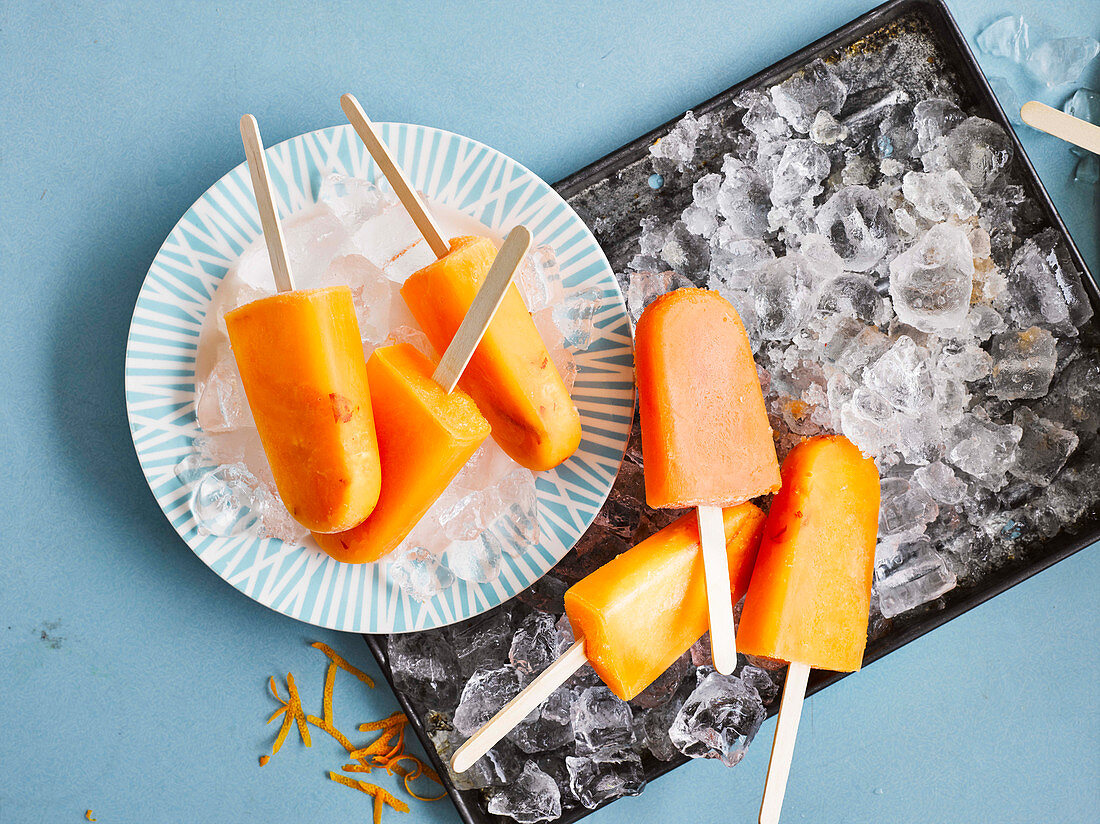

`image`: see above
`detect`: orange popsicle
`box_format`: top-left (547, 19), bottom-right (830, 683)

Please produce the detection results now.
top-left (566, 501), bottom-right (766, 700)
top-left (635, 288), bottom-right (780, 508)
top-left (225, 287), bottom-right (381, 534)
top-left (400, 235), bottom-right (582, 472)
top-left (313, 343), bottom-right (491, 564)
top-left (451, 501), bottom-right (766, 771)
top-left (738, 434), bottom-right (880, 672)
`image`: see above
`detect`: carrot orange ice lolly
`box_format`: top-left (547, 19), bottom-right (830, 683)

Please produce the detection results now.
top-left (450, 502), bottom-right (766, 772)
top-left (227, 115), bottom-right (382, 535)
top-left (313, 343), bottom-right (490, 564)
top-left (738, 434), bottom-right (880, 671)
top-left (401, 235), bottom-right (582, 472)
top-left (226, 288), bottom-right (381, 534)
top-left (566, 502), bottom-right (766, 700)
top-left (737, 434), bottom-right (879, 824)
top-left (635, 288), bottom-right (780, 508)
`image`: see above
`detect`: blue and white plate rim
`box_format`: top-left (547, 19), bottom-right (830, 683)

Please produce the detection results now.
top-left (124, 121), bottom-right (635, 634)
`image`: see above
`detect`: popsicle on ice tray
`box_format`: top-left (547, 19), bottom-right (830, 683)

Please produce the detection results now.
top-left (737, 434), bottom-right (879, 824)
top-left (314, 226), bottom-right (533, 563)
top-left (226, 115), bottom-right (381, 534)
top-left (341, 93), bottom-right (583, 473)
top-left (635, 287), bottom-right (780, 674)
top-left (451, 502), bottom-right (766, 772)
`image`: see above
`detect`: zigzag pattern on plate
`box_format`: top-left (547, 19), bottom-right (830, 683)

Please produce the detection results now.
top-left (125, 124), bottom-right (634, 633)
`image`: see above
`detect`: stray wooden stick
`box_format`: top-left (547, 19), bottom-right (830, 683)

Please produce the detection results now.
top-left (432, 226), bottom-right (532, 393)
top-left (452, 639), bottom-right (587, 773)
top-left (1020, 101), bottom-right (1100, 155)
top-left (239, 115), bottom-right (295, 293)
top-left (340, 93), bottom-right (450, 259)
top-left (698, 505), bottom-right (737, 674)
top-left (758, 661), bottom-right (811, 824)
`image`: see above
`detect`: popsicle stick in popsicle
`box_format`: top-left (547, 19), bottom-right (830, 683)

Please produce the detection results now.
top-left (1020, 100), bottom-right (1100, 155)
top-left (340, 92), bottom-right (450, 259)
top-left (239, 115), bottom-right (295, 293)
top-left (451, 502), bottom-right (767, 774)
top-left (758, 661), bottom-right (810, 824)
top-left (698, 504), bottom-right (738, 674)
top-left (433, 224), bottom-right (532, 392)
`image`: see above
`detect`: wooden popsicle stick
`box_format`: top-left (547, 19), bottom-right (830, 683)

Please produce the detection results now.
top-left (698, 504), bottom-right (737, 675)
top-left (759, 661), bottom-right (811, 824)
top-left (1020, 101), bottom-right (1100, 155)
top-left (340, 93), bottom-right (450, 259)
top-left (432, 225), bottom-right (533, 393)
top-left (239, 115), bottom-right (295, 293)
top-left (452, 639), bottom-right (588, 773)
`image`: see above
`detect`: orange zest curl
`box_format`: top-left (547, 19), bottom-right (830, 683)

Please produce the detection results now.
top-left (310, 641), bottom-right (375, 687)
top-left (328, 772), bottom-right (409, 824)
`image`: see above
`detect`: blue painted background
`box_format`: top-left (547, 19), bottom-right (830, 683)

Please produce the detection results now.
top-left (1, 1), bottom-right (1097, 821)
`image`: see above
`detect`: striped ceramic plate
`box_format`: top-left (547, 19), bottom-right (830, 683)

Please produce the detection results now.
top-left (124, 123), bottom-right (634, 633)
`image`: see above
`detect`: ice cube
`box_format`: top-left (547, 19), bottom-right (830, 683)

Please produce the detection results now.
top-left (1026, 37), bottom-right (1100, 87)
top-left (986, 76), bottom-right (1024, 126)
top-left (888, 223), bottom-right (974, 333)
top-left (1009, 408), bottom-right (1079, 487)
top-left (736, 89), bottom-right (791, 141)
top-left (815, 273), bottom-right (887, 326)
top-left (351, 201), bottom-right (425, 275)
top-left (911, 99), bottom-right (966, 156)
top-left (385, 324), bottom-right (433, 357)
top-left (875, 537), bottom-right (957, 618)
top-left (509, 687), bottom-right (574, 754)
top-left (990, 327), bottom-right (1058, 400)
top-left (716, 157), bottom-right (772, 238)
top-left (446, 531), bottom-right (504, 583)
top-left (754, 255), bottom-right (813, 341)
top-left (450, 608), bottom-right (515, 677)
top-left (191, 463), bottom-right (261, 537)
top-left (708, 236), bottom-right (775, 294)
top-left (998, 230), bottom-right (1093, 332)
top-left (1075, 155), bottom-right (1100, 185)
top-left (518, 245), bottom-right (563, 312)
top-left (565, 752), bottom-right (646, 809)
top-left (1064, 87), bottom-right (1100, 125)
top-left (770, 59), bottom-right (848, 133)
top-left (947, 413), bottom-right (1023, 490)
top-left (976, 15), bottom-right (1030, 62)
top-left (739, 665), bottom-right (780, 705)
top-left (682, 203), bottom-right (719, 239)
top-left (923, 117), bottom-right (1013, 194)
top-left (251, 484), bottom-right (309, 545)
top-left (571, 686), bottom-right (634, 755)
top-left (625, 270), bottom-right (693, 322)
top-left (281, 204), bottom-right (357, 289)
top-left (453, 666), bottom-right (524, 735)
top-left (491, 469), bottom-right (540, 551)
top-left (864, 336), bottom-right (935, 415)
top-left (650, 110), bottom-right (714, 175)
top-left (814, 186), bottom-right (896, 272)
top-left (388, 545), bottom-right (456, 603)
top-left (196, 358), bottom-right (253, 433)
top-left (388, 629), bottom-right (461, 706)
top-left (636, 681), bottom-right (693, 761)
top-left (878, 476), bottom-right (939, 538)
top-left (553, 288), bottom-right (603, 351)
top-left (901, 169), bottom-right (979, 222)
top-left (318, 173), bottom-right (391, 227)
top-left (769, 140), bottom-right (831, 204)
top-left (809, 110), bottom-right (849, 145)
top-left (912, 461), bottom-right (967, 505)
top-left (668, 670), bottom-right (766, 766)
top-left (693, 173), bottom-right (724, 211)
top-left (430, 718), bottom-right (522, 791)
top-left (487, 761), bottom-right (562, 823)
top-left (963, 304), bottom-right (1006, 342)
top-left (510, 612), bottom-right (559, 684)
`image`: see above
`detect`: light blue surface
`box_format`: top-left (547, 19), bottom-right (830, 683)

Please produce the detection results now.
top-left (1, 1), bottom-right (1097, 822)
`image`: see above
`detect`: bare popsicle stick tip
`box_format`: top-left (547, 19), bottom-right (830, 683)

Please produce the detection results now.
top-left (238, 113), bottom-right (295, 293)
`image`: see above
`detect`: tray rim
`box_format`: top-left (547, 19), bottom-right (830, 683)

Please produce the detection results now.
top-left (364, 0), bottom-right (1100, 820)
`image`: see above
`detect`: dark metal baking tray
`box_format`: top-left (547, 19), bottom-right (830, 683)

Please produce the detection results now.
top-left (362, 0), bottom-right (1100, 821)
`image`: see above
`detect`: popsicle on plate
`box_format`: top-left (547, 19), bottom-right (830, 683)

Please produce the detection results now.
top-left (736, 434), bottom-right (879, 824)
top-left (312, 343), bottom-right (490, 563)
top-left (227, 115), bottom-right (382, 535)
top-left (635, 287), bottom-right (781, 509)
top-left (312, 225), bottom-right (533, 564)
top-left (401, 235), bottom-right (582, 472)
top-left (450, 501), bottom-right (766, 771)
top-left (634, 286), bottom-right (780, 674)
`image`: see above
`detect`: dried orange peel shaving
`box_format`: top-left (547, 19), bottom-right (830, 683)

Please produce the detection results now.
top-left (258, 641), bottom-right (444, 821)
